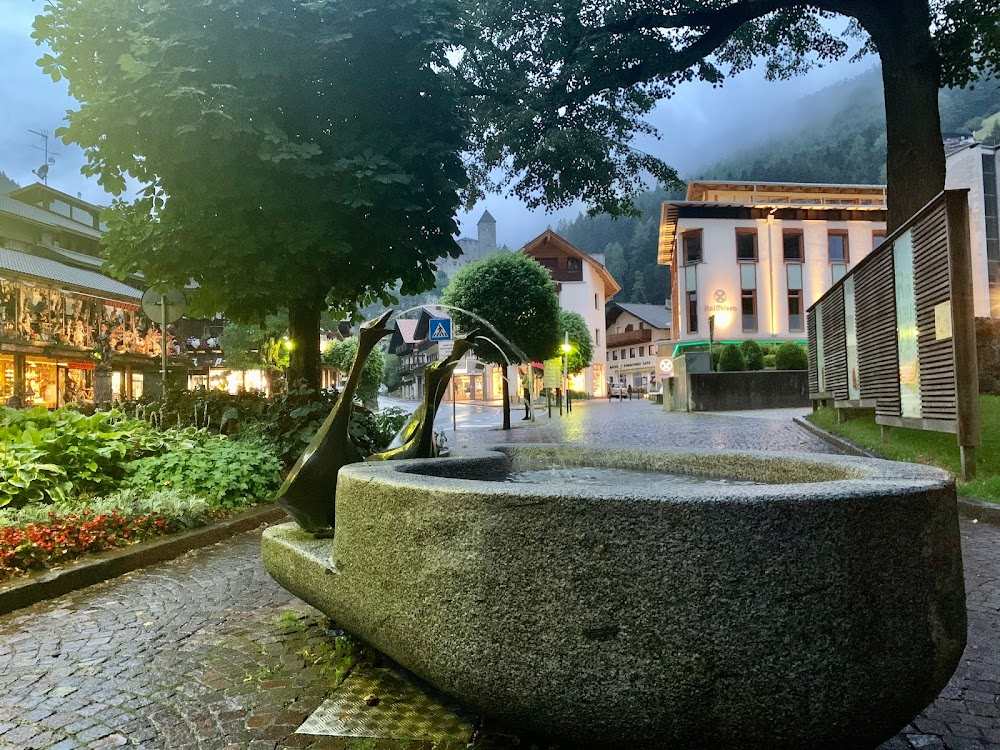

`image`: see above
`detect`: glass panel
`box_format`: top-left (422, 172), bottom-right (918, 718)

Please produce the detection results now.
top-left (789, 291), bottom-right (803, 332)
top-left (684, 233), bottom-right (702, 264)
top-left (845, 276), bottom-right (860, 400)
top-left (740, 264), bottom-right (756, 290)
top-left (685, 265), bottom-right (697, 291)
top-left (873, 232), bottom-right (887, 249)
top-left (893, 231), bottom-right (922, 419)
top-left (741, 291), bottom-right (756, 332)
top-left (687, 291), bottom-right (698, 333)
top-left (787, 264), bottom-right (803, 290)
top-left (832, 264), bottom-right (847, 283)
top-left (783, 232), bottom-right (803, 262)
top-left (736, 232), bottom-right (757, 261)
top-left (828, 234), bottom-right (847, 262)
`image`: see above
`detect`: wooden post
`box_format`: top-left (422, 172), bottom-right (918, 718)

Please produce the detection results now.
top-left (946, 189), bottom-right (981, 479)
top-left (881, 424), bottom-right (891, 444)
top-left (837, 408), bottom-right (846, 424)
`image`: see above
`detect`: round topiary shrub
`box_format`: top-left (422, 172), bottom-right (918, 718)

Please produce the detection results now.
top-left (763, 354), bottom-right (777, 369)
top-left (718, 344), bottom-right (746, 372)
top-left (739, 340), bottom-right (765, 371)
top-left (775, 342), bottom-right (809, 370)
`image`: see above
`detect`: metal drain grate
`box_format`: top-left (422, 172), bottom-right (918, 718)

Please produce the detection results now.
top-left (296, 665), bottom-right (475, 742)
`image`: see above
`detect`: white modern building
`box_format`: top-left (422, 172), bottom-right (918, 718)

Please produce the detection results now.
top-left (523, 230), bottom-right (620, 396)
top-left (945, 142), bottom-right (1000, 317)
top-left (605, 303), bottom-right (673, 390)
top-left (657, 181), bottom-right (889, 350)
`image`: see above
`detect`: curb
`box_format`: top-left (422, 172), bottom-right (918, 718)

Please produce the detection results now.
top-left (0, 504), bottom-right (287, 617)
top-left (793, 416), bottom-right (1000, 526)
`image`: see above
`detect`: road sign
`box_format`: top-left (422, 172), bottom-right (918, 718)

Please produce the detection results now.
top-left (429, 317), bottom-right (452, 341)
top-left (659, 357), bottom-right (675, 376)
top-left (141, 286), bottom-right (187, 324)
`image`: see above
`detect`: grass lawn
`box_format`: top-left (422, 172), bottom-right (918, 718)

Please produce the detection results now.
top-left (806, 395), bottom-right (1000, 504)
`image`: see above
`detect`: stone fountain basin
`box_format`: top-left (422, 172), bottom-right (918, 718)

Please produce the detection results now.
top-left (262, 445), bottom-right (966, 749)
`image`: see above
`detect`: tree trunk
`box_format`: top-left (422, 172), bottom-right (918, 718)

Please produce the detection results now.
top-left (501, 366), bottom-right (511, 430)
top-left (287, 299), bottom-right (322, 391)
top-left (864, 0), bottom-right (945, 231)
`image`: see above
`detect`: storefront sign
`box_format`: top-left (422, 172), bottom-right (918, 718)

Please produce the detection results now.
top-left (67, 361), bottom-right (94, 371)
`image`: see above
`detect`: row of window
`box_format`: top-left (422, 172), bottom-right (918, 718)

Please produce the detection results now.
top-left (608, 346), bottom-right (649, 361)
top-left (682, 228), bottom-right (886, 266)
top-left (685, 262), bottom-right (806, 335)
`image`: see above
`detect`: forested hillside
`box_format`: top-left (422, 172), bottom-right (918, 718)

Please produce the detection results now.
top-left (559, 67), bottom-right (1000, 306)
top-left (0, 172), bottom-right (19, 193)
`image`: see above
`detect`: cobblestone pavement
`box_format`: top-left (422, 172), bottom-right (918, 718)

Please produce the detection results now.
top-left (0, 400), bottom-right (997, 749)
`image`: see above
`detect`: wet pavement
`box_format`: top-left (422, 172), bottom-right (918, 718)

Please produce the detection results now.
top-left (0, 399), bottom-right (998, 749)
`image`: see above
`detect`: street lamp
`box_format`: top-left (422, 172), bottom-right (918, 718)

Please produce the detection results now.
top-left (561, 332), bottom-right (572, 414)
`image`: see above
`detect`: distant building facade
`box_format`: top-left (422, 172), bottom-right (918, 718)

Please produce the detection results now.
top-left (658, 181), bottom-right (889, 348)
top-left (438, 210), bottom-right (506, 277)
top-left (605, 303), bottom-right (672, 391)
top-left (523, 230), bottom-right (620, 397)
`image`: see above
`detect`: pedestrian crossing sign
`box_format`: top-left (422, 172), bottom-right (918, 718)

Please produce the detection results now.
top-left (429, 318), bottom-right (452, 341)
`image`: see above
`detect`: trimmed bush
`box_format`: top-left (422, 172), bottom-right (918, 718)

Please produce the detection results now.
top-left (739, 340), bottom-right (765, 371)
top-left (763, 354), bottom-right (777, 369)
top-left (718, 345), bottom-right (746, 372)
top-left (775, 342), bottom-right (809, 370)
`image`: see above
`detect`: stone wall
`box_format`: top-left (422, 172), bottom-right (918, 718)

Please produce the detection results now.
top-left (687, 370), bottom-right (810, 411)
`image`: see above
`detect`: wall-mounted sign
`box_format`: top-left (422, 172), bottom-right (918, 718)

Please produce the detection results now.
top-left (935, 301), bottom-right (953, 341)
top-left (658, 358), bottom-right (674, 376)
top-left (713, 289), bottom-right (727, 303)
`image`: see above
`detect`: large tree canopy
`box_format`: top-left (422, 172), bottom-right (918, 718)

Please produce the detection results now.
top-left (459, 0), bottom-right (1000, 228)
top-left (34, 0), bottom-right (468, 388)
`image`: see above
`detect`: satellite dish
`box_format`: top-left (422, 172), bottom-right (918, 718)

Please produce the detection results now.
top-left (33, 164), bottom-right (49, 180)
top-left (47, 157), bottom-right (56, 165)
top-left (141, 286), bottom-right (187, 325)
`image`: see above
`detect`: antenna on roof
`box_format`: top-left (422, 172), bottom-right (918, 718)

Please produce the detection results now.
top-left (27, 129), bottom-right (58, 185)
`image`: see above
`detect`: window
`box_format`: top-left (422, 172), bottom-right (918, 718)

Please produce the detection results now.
top-left (595, 329), bottom-right (600, 346)
top-left (741, 290), bottom-right (757, 332)
top-left (783, 230), bottom-right (804, 262)
top-left (682, 231), bottom-right (703, 265)
top-left (736, 229), bottom-right (758, 262)
top-left (872, 231), bottom-right (887, 249)
top-left (629, 348), bottom-right (636, 358)
top-left (567, 257), bottom-right (581, 272)
top-left (788, 290), bottom-right (804, 332)
top-left (687, 290), bottom-right (699, 333)
top-left (612, 350), bottom-right (618, 360)
top-left (828, 231), bottom-right (849, 263)
top-left (638, 322), bottom-right (645, 330)
top-left (595, 294), bottom-right (599, 310)
top-left (740, 263), bottom-right (757, 332)
top-left (831, 264), bottom-right (847, 284)
top-left (639, 346), bottom-right (645, 356)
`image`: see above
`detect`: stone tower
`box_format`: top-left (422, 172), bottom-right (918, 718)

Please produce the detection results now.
top-left (477, 210), bottom-right (497, 253)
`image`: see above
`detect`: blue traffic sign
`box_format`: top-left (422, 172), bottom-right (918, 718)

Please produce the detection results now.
top-left (428, 317), bottom-right (452, 341)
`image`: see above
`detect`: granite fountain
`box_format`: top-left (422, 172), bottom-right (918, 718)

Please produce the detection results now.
top-left (263, 311), bottom-right (966, 749)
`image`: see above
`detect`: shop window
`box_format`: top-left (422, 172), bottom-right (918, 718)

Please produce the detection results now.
top-left (828, 231), bottom-right (849, 263)
top-left (783, 231), bottom-right (804, 262)
top-left (736, 229), bottom-right (758, 262)
top-left (687, 290), bottom-right (698, 333)
top-left (682, 231), bottom-right (703, 265)
top-left (788, 290), bottom-right (804, 332)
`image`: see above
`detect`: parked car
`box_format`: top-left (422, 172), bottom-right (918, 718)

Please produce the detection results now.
top-left (609, 383), bottom-right (625, 399)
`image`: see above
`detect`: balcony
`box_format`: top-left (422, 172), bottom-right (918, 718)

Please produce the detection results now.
top-left (607, 328), bottom-right (652, 347)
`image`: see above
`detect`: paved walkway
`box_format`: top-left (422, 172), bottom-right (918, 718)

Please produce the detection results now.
top-left (0, 400), bottom-right (997, 749)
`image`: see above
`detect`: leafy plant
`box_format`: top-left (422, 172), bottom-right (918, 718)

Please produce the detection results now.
top-left (125, 437), bottom-right (282, 508)
top-left (0, 446), bottom-right (71, 509)
top-left (370, 407), bottom-right (410, 449)
top-left (739, 340), bottom-right (765, 371)
top-left (0, 488), bottom-right (210, 530)
top-left (775, 343), bottom-right (809, 370)
top-left (718, 345), bottom-right (746, 372)
top-left (323, 337), bottom-right (385, 409)
top-left (763, 354), bottom-right (777, 369)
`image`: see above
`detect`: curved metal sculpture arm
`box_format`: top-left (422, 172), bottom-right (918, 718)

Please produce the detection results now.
top-left (275, 310), bottom-right (394, 534)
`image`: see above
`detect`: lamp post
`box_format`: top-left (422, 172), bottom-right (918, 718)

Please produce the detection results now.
top-left (561, 332), bottom-right (572, 414)
top-left (708, 314), bottom-right (716, 372)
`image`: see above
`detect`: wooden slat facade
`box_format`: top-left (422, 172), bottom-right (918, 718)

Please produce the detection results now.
top-left (821, 286), bottom-right (848, 401)
top-left (854, 249), bottom-right (900, 418)
top-left (807, 309), bottom-right (819, 394)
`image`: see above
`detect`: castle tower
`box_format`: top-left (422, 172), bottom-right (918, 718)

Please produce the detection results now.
top-left (477, 209), bottom-right (497, 253)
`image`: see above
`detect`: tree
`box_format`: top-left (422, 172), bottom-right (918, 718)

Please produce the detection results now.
top-left (739, 340), bottom-right (765, 371)
top-left (631, 272), bottom-right (650, 304)
top-left (442, 253), bottom-right (561, 429)
top-left (323, 337), bottom-right (385, 410)
top-left (34, 0), bottom-right (468, 389)
top-left (559, 311), bottom-right (594, 375)
top-left (460, 0), bottom-right (1000, 230)
top-left (383, 353), bottom-right (403, 393)
top-left (718, 344), bottom-right (746, 372)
